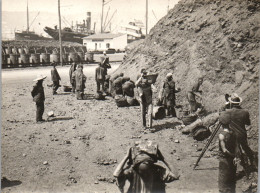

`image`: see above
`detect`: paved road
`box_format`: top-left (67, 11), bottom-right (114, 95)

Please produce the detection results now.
top-left (2, 63), bottom-right (120, 84)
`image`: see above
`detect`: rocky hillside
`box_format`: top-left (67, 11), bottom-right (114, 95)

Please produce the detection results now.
top-left (115, 0), bottom-right (259, 146)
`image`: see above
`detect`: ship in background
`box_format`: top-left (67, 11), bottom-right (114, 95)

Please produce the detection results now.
top-left (119, 20), bottom-right (146, 43)
top-left (44, 12), bottom-right (95, 44)
top-left (15, 1), bottom-right (50, 41)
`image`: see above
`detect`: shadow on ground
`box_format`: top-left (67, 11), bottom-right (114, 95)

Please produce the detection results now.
top-left (153, 121), bottom-right (182, 132)
top-left (1, 177), bottom-right (22, 189)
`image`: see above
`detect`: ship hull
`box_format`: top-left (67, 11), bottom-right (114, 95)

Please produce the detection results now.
top-left (15, 32), bottom-right (50, 41)
top-left (44, 27), bottom-right (91, 44)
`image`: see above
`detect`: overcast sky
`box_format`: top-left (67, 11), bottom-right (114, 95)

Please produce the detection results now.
top-left (2, 0), bottom-right (180, 39)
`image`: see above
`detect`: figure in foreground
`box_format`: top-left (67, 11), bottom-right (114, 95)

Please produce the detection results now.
top-left (113, 140), bottom-right (179, 193)
top-left (31, 74), bottom-right (47, 122)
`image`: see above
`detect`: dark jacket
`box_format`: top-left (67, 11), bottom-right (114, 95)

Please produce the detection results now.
top-left (162, 79), bottom-right (178, 100)
top-left (31, 83), bottom-right (45, 103)
top-left (95, 66), bottom-right (105, 81)
top-left (219, 106), bottom-right (250, 131)
top-left (187, 81), bottom-right (201, 102)
top-left (72, 68), bottom-right (86, 91)
top-left (69, 63), bottom-right (77, 84)
top-left (122, 80), bottom-right (135, 97)
top-left (51, 67), bottom-right (61, 82)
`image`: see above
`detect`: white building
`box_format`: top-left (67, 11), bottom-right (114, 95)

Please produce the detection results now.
top-left (83, 33), bottom-right (127, 51)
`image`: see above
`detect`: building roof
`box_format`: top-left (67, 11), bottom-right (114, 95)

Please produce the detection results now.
top-left (83, 33), bottom-right (125, 40)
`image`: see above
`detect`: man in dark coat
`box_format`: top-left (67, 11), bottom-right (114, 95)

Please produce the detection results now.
top-left (51, 62), bottom-right (61, 95)
top-left (160, 73), bottom-right (180, 117)
top-left (72, 64), bottom-right (86, 100)
top-left (187, 77), bottom-right (203, 113)
top-left (95, 62), bottom-right (105, 93)
top-left (218, 126), bottom-right (237, 193)
top-left (122, 78), bottom-right (135, 97)
top-left (219, 93), bottom-right (257, 170)
top-left (113, 141), bottom-right (179, 193)
top-left (110, 73), bottom-right (124, 97)
top-left (101, 51), bottom-right (111, 76)
top-left (69, 62), bottom-right (77, 93)
top-left (31, 74), bottom-right (47, 122)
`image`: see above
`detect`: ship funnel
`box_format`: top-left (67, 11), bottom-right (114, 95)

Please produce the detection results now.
top-left (86, 12), bottom-right (91, 30)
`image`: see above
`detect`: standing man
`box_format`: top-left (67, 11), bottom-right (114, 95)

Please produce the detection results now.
top-left (72, 64), bottom-right (86, 100)
top-left (31, 74), bottom-right (47, 122)
top-left (51, 62), bottom-right (61, 95)
top-left (101, 51), bottom-right (111, 76)
top-left (136, 69), bottom-right (156, 128)
top-left (218, 126), bottom-right (237, 193)
top-left (160, 73), bottom-right (180, 117)
top-left (187, 77), bottom-right (203, 113)
top-left (219, 93), bottom-right (257, 170)
top-left (69, 62), bottom-right (77, 93)
top-left (95, 62), bottom-right (105, 93)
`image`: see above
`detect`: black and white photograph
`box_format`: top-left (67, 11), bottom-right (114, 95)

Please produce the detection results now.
top-left (1, 0), bottom-right (259, 192)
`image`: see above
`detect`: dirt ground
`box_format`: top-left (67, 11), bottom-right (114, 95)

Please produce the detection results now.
top-left (1, 62), bottom-right (257, 193)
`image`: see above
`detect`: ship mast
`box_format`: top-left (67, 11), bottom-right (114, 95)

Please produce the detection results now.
top-left (101, 0), bottom-right (112, 33)
top-left (146, 0), bottom-right (148, 35)
top-left (27, 0), bottom-right (29, 32)
top-left (101, 0), bottom-right (104, 33)
top-left (58, 0), bottom-right (63, 66)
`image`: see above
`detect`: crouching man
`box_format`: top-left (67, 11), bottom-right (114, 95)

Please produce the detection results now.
top-left (113, 140), bottom-right (179, 193)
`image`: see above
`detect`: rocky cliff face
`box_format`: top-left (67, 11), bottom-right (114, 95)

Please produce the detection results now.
top-left (115, 0), bottom-right (259, 145)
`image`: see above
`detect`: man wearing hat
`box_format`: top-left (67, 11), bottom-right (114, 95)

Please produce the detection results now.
top-left (187, 77), bottom-right (203, 113)
top-left (136, 69), bottom-right (156, 128)
top-left (72, 64), bottom-right (87, 100)
top-left (95, 62), bottom-right (105, 93)
top-left (31, 74), bottom-right (47, 122)
top-left (160, 73), bottom-right (181, 117)
top-left (51, 62), bottom-right (61, 95)
top-left (101, 51), bottom-right (111, 76)
top-left (219, 93), bottom-right (257, 171)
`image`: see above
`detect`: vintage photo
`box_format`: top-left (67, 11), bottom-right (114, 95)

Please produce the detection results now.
top-left (1, 0), bottom-right (259, 192)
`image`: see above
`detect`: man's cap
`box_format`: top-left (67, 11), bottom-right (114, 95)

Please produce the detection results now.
top-left (33, 74), bottom-right (47, 82)
top-left (141, 68), bottom-right (147, 74)
top-left (123, 76), bottom-right (130, 81)
top-left (228, 93), bottom-right (242, 104)
top-left (103, 51), bottom-right (106, 54)
top-left (119, 72), bottom-right (124, 77)
top-left (78, 64), bottom-right (83, 69)
top-left (166, 73), bottom-right (173, 78)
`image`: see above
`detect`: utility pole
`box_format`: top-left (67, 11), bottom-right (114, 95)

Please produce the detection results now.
top-left (27, 0), bottom-right (29, 32)
top-left (167, 0), bottom-right (170, 13)
top-left (58, 0), bottom-right (63, 66)
top-left (146, 0), bottom-right (148, 35)
top-left (101, 0), bottom-right (104, 33)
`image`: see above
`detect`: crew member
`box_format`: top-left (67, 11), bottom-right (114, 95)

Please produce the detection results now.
top-left (72, 64), bottom-right (86, 100)
top-left (101, 51), bottom-right (111, 75)
top-left (69, 62), bottom-right (77, 93)
top-left (113, 141), bottom-right (179, 193)
top-left (219, 93), bottom-right (257, 169)
top-left (160, 73), bottom-right (180, 117)
top-left (122, 77), bottom-right (135, 97)
top-left (95, 62), bottom-right (105, 93)
top-left (187, 77), bottom-right (203, 113)
top-left (31, 74), bottom-right (47, 122)
top-left (218, 126), bottom-right (237, 193)
top-left (51, 62), bottom-right (61, 95)
top-left (136, 69), bottom-right (156, 128)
